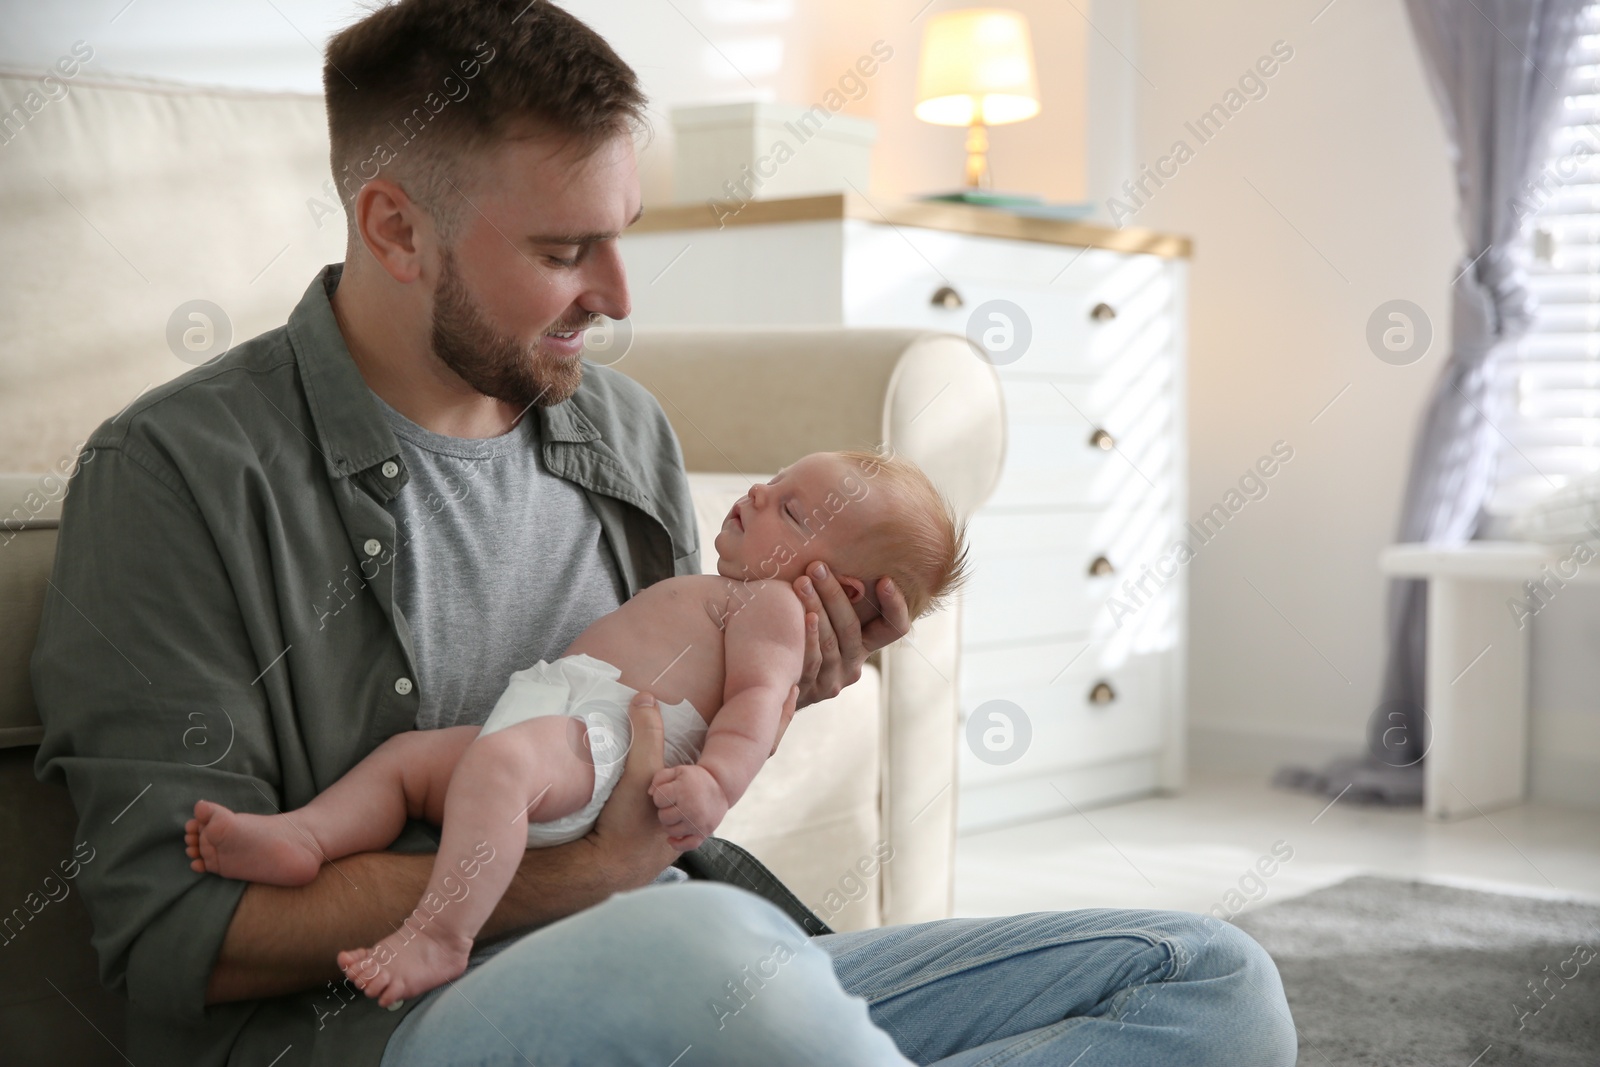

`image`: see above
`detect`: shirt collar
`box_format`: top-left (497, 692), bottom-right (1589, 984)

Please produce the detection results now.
top-left (287, 262), bottom-right (403, 482)
top-left (286, 262), bottom-right (601, 482)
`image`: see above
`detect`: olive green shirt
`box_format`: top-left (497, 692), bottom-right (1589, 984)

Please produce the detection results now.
top-left (29, 263), bottom-right (701, 1066)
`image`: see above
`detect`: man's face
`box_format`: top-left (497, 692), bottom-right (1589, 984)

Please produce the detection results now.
top-left (429, 129), bottom-right (640, 410)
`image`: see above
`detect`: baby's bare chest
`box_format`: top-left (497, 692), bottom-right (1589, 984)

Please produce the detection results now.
top-left (562, 576), bottom-right (743, 718)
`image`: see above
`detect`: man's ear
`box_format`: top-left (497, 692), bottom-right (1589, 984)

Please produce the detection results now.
top-left (353, 177), bottom-right (426, 284)
top-left (837, 575), bottom-right (866, 603)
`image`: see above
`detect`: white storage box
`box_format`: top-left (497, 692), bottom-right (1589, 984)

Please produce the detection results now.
top-left (670, 101), bottom-right (877, 204)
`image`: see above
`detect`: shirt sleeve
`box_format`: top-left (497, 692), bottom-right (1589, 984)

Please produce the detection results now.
top-left (30, 440), bottom-right (278, 1024)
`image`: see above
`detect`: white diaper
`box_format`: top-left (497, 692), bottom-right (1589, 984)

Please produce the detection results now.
top-left (477, 653), bottom-right (709, 847)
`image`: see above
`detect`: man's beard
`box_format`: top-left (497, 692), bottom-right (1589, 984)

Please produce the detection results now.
top-left (429, 245), bottom-right (588, 410)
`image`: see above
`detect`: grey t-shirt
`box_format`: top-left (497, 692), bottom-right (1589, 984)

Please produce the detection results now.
top-left (368, 388), bottom-right (627, 731)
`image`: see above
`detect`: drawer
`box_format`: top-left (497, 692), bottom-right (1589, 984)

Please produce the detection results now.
top-left (961, 501), bottom-right (1179, 644)
top-left (957, 636), bottom-right (1167, 783)
top-left (986, 376), bottom-right (1177, 509)
top-left (963, 511), bottom-right (1111, 641)
top-left (846, 259), bottom-right (1174, 379)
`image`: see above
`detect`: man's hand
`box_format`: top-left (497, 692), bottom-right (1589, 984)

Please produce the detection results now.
top-left (583, 691), bottom-right (678, 884)
top-left (793, 564), bottom-right (911, 708)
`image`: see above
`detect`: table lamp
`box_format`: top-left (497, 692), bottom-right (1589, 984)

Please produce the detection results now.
top-left (915, 7), bottom-right (1040, 196)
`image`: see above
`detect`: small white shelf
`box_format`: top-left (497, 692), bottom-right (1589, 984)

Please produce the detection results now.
top-left (1377, 540), bottom-right (1576, 820)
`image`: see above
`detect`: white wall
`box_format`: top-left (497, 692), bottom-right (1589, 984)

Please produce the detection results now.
top-left (1124, 1), bottom-right (1460, 759)
top-left (1118, 1), bottom-right (1600, 809)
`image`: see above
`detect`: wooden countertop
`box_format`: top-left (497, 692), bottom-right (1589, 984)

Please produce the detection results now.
top-left (629, 192), bottom-right (1193, 259)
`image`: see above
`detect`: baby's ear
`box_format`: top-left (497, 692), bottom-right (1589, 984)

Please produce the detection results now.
top-left (837, 574), bottom-right (866, 603)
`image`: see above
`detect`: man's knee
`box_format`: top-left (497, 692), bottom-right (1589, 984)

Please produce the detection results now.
top-left (1160, 912), bottom-right (1298, 1064)
top-left (603, 880), bottom-right (807, 969)
top-left (592, 883), bottom-right (812, 979)
top-left (1172, 912), bottom-right (1277, 983)
top-left (391, 882), bottom-right (834, 1065)
top-left (558, 882), bottom-right (869, 1059)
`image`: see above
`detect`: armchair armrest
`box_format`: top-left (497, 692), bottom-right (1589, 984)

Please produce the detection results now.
top-left (620, 327), bottom-right (1005, 924)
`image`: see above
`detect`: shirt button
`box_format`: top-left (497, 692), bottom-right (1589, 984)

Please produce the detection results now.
top-left (364, 538), bottom-right (382, 557)
top-left (394, 677), bottom-right (413, 696)
top-left (381, 461), bottom-right (400, 479)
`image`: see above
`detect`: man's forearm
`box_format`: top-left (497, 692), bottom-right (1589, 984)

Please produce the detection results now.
top-left (205, 840), bottom-right (633, 1004)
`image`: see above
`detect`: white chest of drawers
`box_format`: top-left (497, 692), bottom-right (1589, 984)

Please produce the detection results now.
top-left (621, 194), bottom-right (1191, 831)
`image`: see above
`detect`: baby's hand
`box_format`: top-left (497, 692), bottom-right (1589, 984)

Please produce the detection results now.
top-left (648, 764), bottom-right (729, 851)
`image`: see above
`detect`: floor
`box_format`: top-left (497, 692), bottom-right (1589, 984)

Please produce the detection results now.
top-left (953, 766), bottom-right (1600, 920)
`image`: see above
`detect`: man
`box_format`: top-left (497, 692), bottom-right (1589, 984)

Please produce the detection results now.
top-left (31, 1), bottom-right (1297, 1064)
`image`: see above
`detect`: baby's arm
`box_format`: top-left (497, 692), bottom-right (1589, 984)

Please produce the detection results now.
top-left (649, 584), bottom-right (804, 849)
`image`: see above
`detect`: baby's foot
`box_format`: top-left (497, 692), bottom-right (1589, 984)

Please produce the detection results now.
top-left (183, 799), bottom-right (324, 886)
top-left (338, 921), bottom-right (473, 1009)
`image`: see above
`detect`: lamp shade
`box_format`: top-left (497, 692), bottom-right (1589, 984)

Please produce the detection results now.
top-left (915, 8), bottom-right (1041, 127)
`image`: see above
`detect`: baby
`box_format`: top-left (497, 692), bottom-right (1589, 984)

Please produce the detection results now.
top-left (182, 448), bottom-right (967, 1008)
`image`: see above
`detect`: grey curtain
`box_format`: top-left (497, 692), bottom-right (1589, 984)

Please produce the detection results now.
top-left (1377, 0), bottom-right (1587, 765)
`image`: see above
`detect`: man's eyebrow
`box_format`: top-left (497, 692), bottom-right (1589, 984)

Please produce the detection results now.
top-left (526, 205), bottom-right (645, 246)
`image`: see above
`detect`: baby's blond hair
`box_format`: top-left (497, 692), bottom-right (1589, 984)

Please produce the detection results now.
top-left (837, 448), bottom-right (969, 622)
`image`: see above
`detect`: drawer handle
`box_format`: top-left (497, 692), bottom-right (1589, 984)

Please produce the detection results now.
top-left (1090, 302), bottom-right (1117, 322)
top-left (1088, 428), bottom-right (1115, 451)
top-left (1088, 555), bottom-right (1115, 577)
top-left (1088, 681), bottom-right (1117, 705)
top-left (931, 285), bottom-right (964, 309)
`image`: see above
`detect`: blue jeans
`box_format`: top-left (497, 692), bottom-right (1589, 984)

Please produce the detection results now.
top-left (380, 880), bottom-right (1297, 1066)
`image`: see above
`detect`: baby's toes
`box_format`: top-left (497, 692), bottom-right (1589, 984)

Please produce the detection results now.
top-left (339, 948), bottom-right (380, 989)
top-left (361, 967), bottom-right (393, 1002)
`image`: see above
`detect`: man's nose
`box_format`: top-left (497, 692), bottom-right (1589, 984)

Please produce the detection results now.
top-left (578, 240), bottom-right (631, 320)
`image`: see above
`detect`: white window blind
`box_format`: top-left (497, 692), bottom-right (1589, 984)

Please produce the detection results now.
top-left (1490, 8), bottom-right (1600, 517)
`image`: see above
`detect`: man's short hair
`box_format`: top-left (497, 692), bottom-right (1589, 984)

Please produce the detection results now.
top-left (323, 0), bottom-right (646, 246)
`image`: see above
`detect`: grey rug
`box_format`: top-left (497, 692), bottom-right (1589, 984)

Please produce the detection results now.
top-left (1230, 876), bottom-right (1600, 1067)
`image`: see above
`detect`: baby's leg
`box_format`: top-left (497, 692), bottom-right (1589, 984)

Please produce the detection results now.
top-left (338, 714), bottom-right (597, 1007)
top-left (185, 725), bottom-right (481, 886)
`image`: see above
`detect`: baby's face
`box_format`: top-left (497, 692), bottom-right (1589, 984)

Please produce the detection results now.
top-left (713, 452), bottom-right (878, 585)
